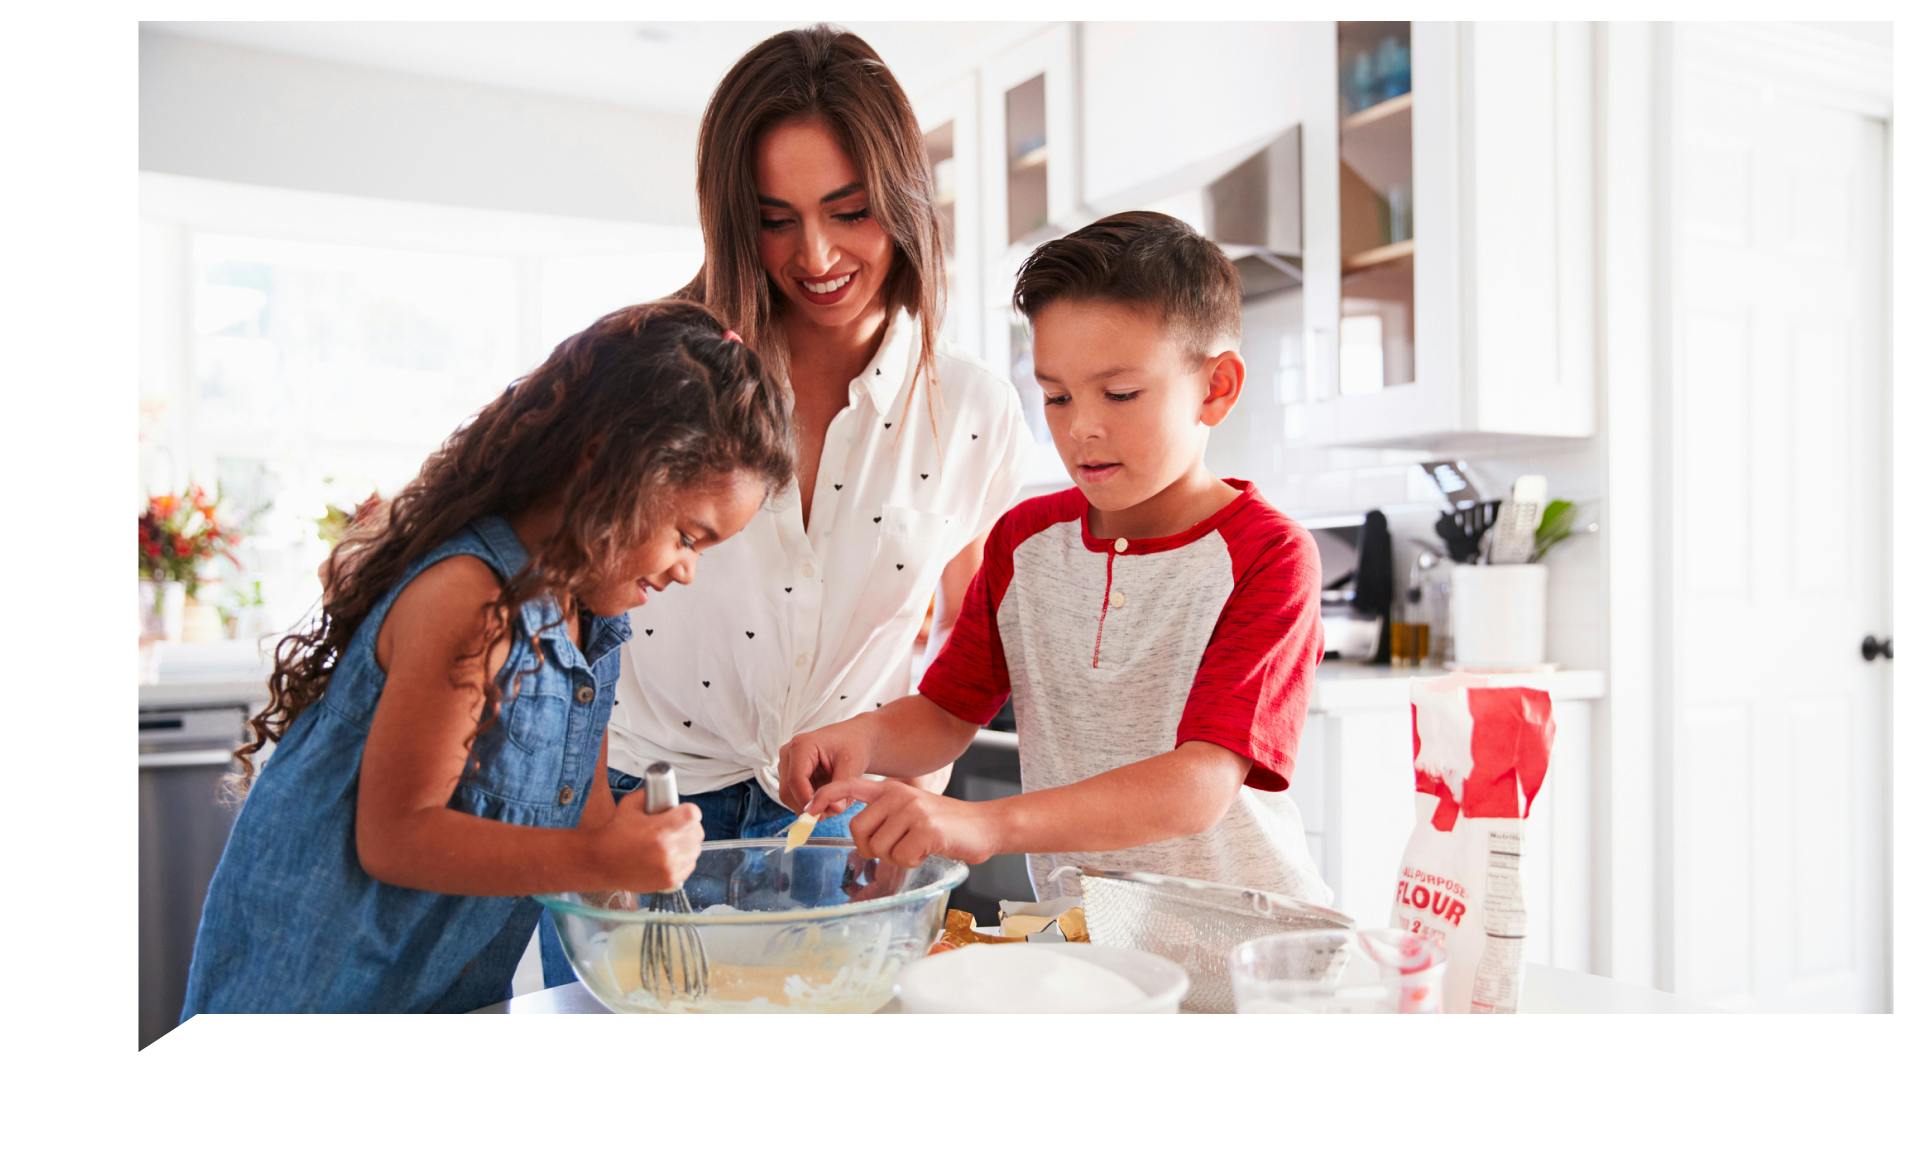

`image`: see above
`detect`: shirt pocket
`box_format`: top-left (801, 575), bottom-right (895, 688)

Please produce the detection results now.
top-left (876, 503), bottom-right (954, 622)
top-left (467, 652), bottom-right (575, 806)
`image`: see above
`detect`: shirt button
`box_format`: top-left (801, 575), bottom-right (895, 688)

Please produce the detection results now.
top-left (1114, 538), bottom-right (1130, 553)
top-left (1110, 591), bottom-right (1127, 609)
top-left (557, 785), bottom-right (575, 805)
top-left (802, 566), bottom-right (815, 579)
top-left (575, 684), bottom-right (596, 705)
top-left (795, 654), bottom-right (808, 670)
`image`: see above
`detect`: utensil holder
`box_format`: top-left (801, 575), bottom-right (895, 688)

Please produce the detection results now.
top-left (1449, 564), bottom-right (1548, 668)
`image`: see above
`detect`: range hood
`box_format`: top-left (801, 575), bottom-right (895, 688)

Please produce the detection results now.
top-left (1084, 125), bottom-right (1304, 299)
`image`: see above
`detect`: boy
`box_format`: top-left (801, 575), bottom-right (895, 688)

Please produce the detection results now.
top-left (778, 211), bottom-right (1330, 905)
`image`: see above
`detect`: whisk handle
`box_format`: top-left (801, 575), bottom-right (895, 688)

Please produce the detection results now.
top-left (643, 762), bottom-right (679, 816)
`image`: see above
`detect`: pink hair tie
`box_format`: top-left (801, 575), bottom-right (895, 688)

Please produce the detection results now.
top-left (723, 329), bottom-right (743, 344)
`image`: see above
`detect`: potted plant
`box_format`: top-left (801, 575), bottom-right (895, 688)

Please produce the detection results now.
top-left (138, 485), bottom-right (242, 642)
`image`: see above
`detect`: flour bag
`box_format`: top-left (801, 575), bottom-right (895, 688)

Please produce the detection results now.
top-left (1393, 673), bottom-right (1555, 1013)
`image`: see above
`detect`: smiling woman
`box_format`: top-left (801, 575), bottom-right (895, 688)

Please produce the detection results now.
top-left (536, 25), bottom-right (1034, 990)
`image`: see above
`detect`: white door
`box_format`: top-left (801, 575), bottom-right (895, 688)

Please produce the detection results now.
top-left (1666, 28), bottom-right (1889, 1011)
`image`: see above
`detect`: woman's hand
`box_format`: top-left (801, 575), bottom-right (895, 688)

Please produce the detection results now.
top-left (591, 800), bottom-right (704, 893)
top-left (809, 778), bottom-right (1001, 867)
top-left (777, 719), bottom-right (876, 815)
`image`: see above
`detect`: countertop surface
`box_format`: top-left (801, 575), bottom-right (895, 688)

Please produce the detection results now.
top-left (136, 640), bottom-right (1604, 721)
top-left (477, 962), bottom-right (1697, 1014)
top-left (139, 640), bottom-right (276, 711)
top-left (1309, 661), bottom-right (1605, 712)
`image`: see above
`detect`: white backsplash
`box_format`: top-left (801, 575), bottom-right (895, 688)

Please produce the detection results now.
top-left (1220, 291), bottom-right (1609, 671)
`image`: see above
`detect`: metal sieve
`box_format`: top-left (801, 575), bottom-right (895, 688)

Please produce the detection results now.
top-left (1052, 866), bottom-right (1356, 1013)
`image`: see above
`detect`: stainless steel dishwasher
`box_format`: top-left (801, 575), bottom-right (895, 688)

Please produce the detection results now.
top-left (139, 704), bottom-right (248, 1048)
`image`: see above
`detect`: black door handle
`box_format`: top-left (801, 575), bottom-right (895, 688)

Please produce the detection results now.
top-left (1861, 635), bottom-right (1893, 662)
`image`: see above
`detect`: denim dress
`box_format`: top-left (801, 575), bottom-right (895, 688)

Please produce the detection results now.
top-left (181, 516), bottom-right (629, 1016)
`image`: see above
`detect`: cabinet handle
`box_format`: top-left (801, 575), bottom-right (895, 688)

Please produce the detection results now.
top-left (1861, 635), bottom-right (1893, 662)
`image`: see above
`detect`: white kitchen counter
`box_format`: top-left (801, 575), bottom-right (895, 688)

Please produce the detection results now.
top-left (477, 962), bottom-right (1699, 1014)
top-left (139, 640), bottom-right (275, 711)
top-left (1310, 661), bottom-right (1605, 713)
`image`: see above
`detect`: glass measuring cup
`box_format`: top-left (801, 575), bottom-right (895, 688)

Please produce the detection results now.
top-left (1229, 929), bottom-right (1447, 1013)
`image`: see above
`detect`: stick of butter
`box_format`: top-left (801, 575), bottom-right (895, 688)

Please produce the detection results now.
top-left (785, 812), bottom-right (819, 852)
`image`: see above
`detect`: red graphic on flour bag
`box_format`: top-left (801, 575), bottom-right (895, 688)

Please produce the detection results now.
top-left (1393, 674), bottom-right (1555, 1013)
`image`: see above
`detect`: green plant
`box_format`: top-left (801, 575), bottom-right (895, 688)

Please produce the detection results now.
top-left (316, 491), bottom-right (384, 548)
top-left (1531, 499), bottom-right (1589, 562)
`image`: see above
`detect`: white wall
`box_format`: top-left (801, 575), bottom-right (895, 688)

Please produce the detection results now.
top-left (139, 29), bottom-right (701, 227)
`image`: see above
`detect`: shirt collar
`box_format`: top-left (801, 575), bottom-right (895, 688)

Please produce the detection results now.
top-left (1078, 479), bottom-right (1260, 555)
top-left (849, 309), bottom-right (917, 419)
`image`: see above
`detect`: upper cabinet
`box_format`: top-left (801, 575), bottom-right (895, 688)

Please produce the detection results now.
top-left (1295, 21), bottom-right (1595, 448)
top-left (915, 74), bottom-right (983, 357)
top-left (979, 23), bottom-right (1080, 264)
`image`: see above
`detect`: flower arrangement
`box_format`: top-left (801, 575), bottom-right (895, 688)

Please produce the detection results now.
top-left (315, 490), bottom-right (384, 548)
top-left (139, 484), bottom-right (243, 598)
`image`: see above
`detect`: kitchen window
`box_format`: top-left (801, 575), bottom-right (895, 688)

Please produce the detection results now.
top-left (140, 175), bottom-right (703, 636)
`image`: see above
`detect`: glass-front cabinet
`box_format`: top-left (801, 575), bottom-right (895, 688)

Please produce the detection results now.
top-left (1335, 21), bottom-right (1415, 397)
top-left (1295, 22), bottom-right (1594, 449)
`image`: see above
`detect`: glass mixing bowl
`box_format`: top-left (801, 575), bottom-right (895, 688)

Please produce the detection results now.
top-left (535, 838), bottom-right (966, 1013)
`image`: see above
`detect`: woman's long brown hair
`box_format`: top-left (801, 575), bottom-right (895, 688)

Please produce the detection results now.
top-left (231, 299), bottom-right (794, 798)
top-left (681, 24), bottom-right (947, 444)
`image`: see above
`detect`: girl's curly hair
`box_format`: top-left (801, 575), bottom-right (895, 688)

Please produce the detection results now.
top-left (232, 299), bottom-right (793, 799)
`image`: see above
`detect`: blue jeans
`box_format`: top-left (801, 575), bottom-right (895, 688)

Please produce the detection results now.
top-left (537, 775), bottom-right (863, 988)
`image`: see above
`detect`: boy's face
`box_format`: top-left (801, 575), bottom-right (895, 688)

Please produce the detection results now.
top-left (1031, 298), bottom-right (1242, 528)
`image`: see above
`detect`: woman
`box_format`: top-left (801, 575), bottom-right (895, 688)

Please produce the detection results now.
top-left (538, 25), bottom-right (1031, 985)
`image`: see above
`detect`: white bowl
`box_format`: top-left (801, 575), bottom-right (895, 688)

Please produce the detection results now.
top-left (894, 943), bottom-right (1189, 1013)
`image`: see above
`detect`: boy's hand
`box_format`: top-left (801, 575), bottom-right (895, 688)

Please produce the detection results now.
top-left (778, 720), bottom-right (875, 815)
top-left (810, 779), bottom-right (1000, 867)
top-left (594, 800), bottom-right (703, 893)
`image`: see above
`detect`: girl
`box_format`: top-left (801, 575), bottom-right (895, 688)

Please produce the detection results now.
top-left (536, 25), bottom-right (1035, 985)
top-left (182, 300), bottom-right (793, 1015)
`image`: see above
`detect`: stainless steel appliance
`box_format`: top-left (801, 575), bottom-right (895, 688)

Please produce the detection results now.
top-left (1303, 511), bottom-right (1394, 662)
top-left (139, 704), bottom-right (246, 1047)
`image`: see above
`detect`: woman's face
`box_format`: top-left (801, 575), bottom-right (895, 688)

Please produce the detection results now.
top-left (753, 115), bottom-right (895, 335)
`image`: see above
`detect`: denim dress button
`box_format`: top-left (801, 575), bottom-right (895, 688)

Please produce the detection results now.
top-left (557, 785), bottom-right (575, 805)
top-left (575, 684), bottom-right (596, 705)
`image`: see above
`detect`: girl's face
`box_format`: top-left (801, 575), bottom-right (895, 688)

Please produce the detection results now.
top-left (581, 472), bottom-right (767, 616)
top-left (753, 115), bottom-right (895, 335)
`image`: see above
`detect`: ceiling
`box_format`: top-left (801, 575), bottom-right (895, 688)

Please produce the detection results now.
top-left (143, 21), bottom-right (1048, 116)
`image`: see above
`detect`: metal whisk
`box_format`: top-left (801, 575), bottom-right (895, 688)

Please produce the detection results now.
top-left (638, 762), bottom-right (709, 1002)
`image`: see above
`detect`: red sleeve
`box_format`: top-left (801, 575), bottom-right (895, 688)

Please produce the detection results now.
top-left (918, 490), bottom-right (1081, 726)
top-left (1175, 508), bottom-right (1324, 791)
top-left (917, 514), bottom-right (1015, 725)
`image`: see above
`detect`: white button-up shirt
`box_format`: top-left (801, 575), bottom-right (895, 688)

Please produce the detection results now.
top-left (607, 311), bottom-right (1033, 799)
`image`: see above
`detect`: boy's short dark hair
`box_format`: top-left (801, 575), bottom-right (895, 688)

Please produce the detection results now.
top-left (1011, 210), bottom-right (1242, 359)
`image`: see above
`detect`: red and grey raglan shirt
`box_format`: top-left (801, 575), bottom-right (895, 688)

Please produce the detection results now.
top-left (919, 479), bottom-right (1336, 905)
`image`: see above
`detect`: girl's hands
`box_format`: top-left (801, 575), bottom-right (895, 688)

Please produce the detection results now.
top-left (778, 720), bottom-right (876, 815)
top-left (593, 800), bottom-right (704, 893)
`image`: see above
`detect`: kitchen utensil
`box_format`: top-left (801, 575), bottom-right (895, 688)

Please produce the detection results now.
top-left (1053, 866), bottom-right (1354, 1013)
top-left (1229, 929), bottom-right (1446, 1013)
top-left (1489, 475), bottom-right (1548, 564)
top-left (637, 762), bottom-right (710, 1003)
top-left (895, 943), bottom-right (1188, 1014)
top-left (537, 840), bottom-right (965, 1013)
top-left (1435, 499), bottom-right (1501, 564)
top-left (1421, 459), bottom-right (1484, 508)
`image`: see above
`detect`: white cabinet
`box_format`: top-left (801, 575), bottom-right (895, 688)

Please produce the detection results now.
top-left (978, 23), bottom-right (1080, 265)
top-left (1294, 21), bottom-right (1596, 449)
top-left (1077, 23), bottom-right (1312, 210)
top-left (914, 74), bottom-right (984, 359)
top-left (1298, 695), bottom-right (1594, 972)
